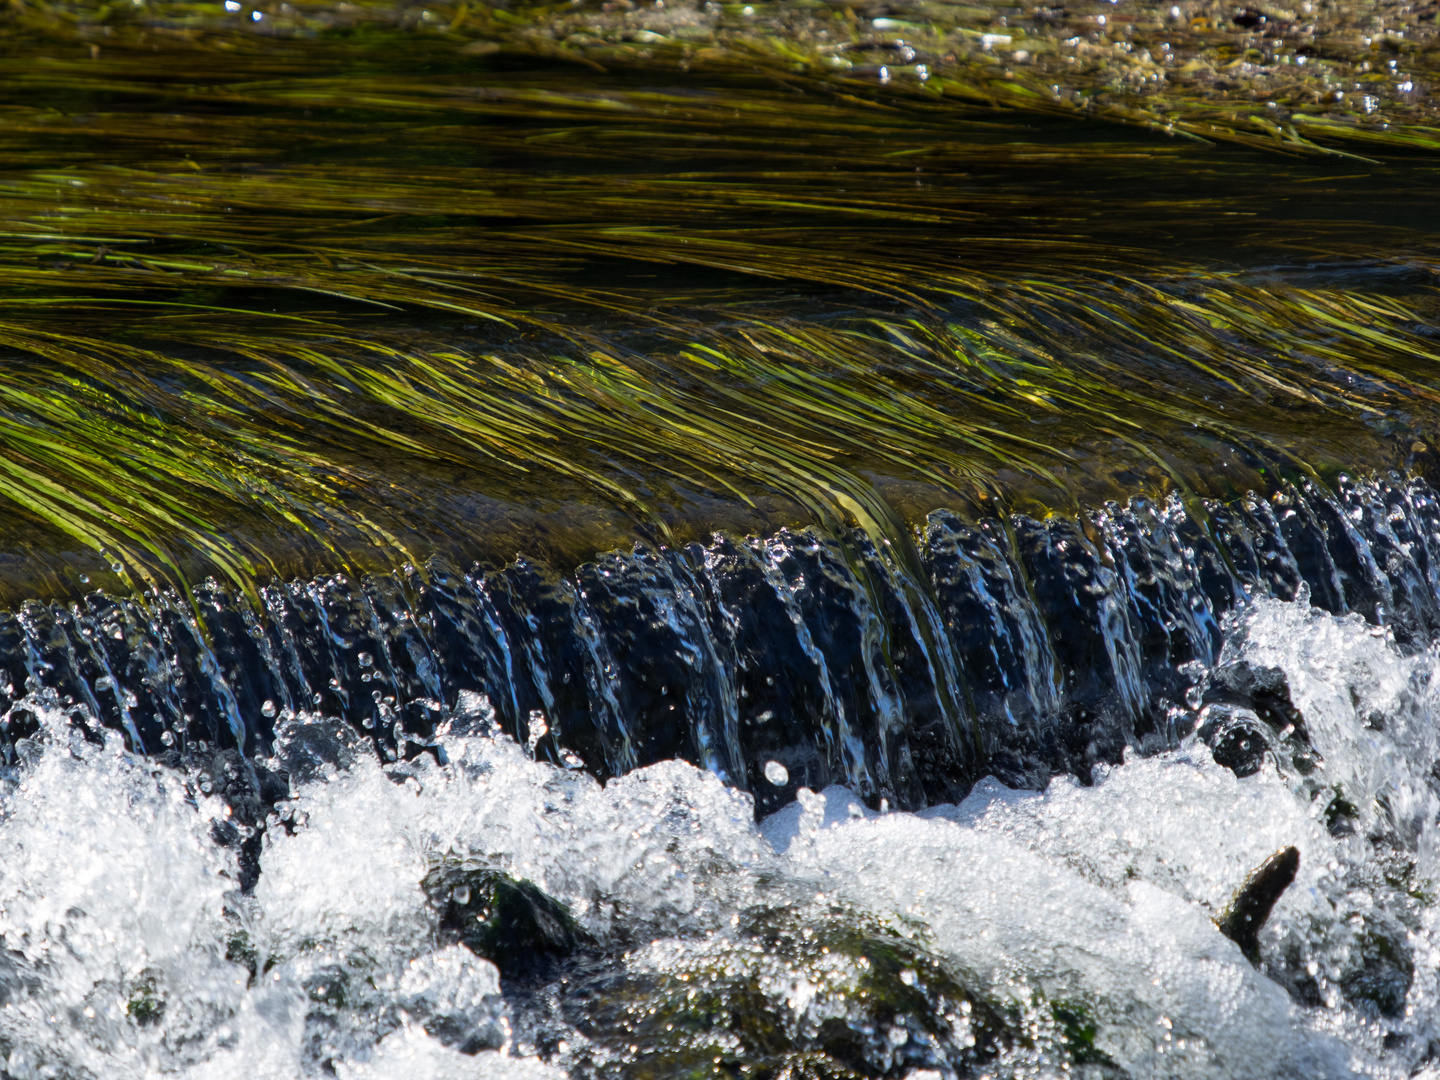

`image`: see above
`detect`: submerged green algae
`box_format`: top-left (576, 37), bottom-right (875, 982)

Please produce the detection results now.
top-left (0, 19), bottom-right (1435, 605)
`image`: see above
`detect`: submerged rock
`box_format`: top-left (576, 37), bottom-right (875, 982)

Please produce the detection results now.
top-left (1199, 660), bottom-right (1321, 778)
top-left (422, 863), bottom-right (589, 978)
top-left (546, 905), bottom-right (1075, 1079)
top-left (1339, 911), bottom-right (1416, 1019)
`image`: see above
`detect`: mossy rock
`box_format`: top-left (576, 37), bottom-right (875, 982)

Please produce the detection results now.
top-left (422, 862), bottom-right (590, 977)
top-left (552, 904), bottom-right (1068, 1079)
top-left (125, 969), bottom-right (166, 1028)
top-left (1340, 915), bottom-right (1415, 1019)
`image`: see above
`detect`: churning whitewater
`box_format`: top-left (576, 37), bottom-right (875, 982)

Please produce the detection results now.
top-left (0, 595), bottom-right (1435, 1078)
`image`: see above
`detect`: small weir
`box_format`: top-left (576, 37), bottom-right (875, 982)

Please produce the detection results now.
top-left (6, 470), bottom-right (1435, 814)
top-left (7, 470), bottom-right (1440, 1078)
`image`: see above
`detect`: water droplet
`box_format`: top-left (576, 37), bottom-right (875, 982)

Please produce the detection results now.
top-left (110, 562), bottom-right (123, 573)
top-left (261, 699), bottom-right (277, 718)
top-left (764, 760), bottom-right (789, 786)
top-left (159, 730), bottom-right (175, 746)
top-left (357, 652), bottom-right (374, 668)
top-left (899, 968), bottom-right (916, 986)
top-left (453, 884), bottom-right (471, 905)
top-left (94, 675), bottom-right (114, 691)
top-left (887, 1023), bottom-right (908, 1046)
top-left (526, 711), bottom-right (549, 755)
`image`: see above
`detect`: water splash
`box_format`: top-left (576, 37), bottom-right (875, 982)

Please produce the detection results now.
top-left (0, 474), bottom-right (1432, 816)
top-left (5, 578), bottom-right (1440, 1075)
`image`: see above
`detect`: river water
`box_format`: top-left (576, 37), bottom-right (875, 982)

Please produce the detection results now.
top-left (2, 477), bottom-right (1440, 1077)
top-left (4, 19), bottom-right (1440, 1080)
top-left (0, 595), bottom-right (1437, 1078)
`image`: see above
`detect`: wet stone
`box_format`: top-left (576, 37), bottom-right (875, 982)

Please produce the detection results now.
top-left (547, 906), bottom-right (1033, 1079)
top-left (1217, 846), bottom-right (1300, 964)
top-left (1201, 660), bottom-right (1321, 777)
top-left (1339, 913), bottom-right (1416, 1019)
top-left (422, 862), bottom-right (589, 978)
top-left (1197, 704), bottom-right (1274, 779)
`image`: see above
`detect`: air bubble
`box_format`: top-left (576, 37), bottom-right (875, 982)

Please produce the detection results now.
top-left (358, 652), bottom-right (374, 668)
top-left (261, 700), bottom-right (277, 718)
top-left (764, 760), bottom-right (789, 786)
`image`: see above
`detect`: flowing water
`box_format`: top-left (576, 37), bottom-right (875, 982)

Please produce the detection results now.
top-left (7, 7), bottom-right (1440, 1078)
top-left (3, 474), bottom-right (1440, 1077)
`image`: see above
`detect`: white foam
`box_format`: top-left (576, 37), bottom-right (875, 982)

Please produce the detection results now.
top-left (774, 785), bottom-right (1352, 1077)
top-left (0, 596), bottom-right (1435, 1078)
top-left (333, 1026), bottom-right (564, 1080)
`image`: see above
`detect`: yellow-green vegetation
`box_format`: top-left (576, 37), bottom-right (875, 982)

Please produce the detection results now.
top-left (0, 11), bottom-right (1434, 606)
top-left (8, 0), bottom-right (1440, 153)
